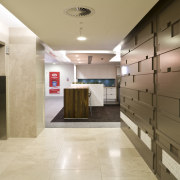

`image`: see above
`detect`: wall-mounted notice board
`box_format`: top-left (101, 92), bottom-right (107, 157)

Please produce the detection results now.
top-left (49, 72), bottom-right (60, 94)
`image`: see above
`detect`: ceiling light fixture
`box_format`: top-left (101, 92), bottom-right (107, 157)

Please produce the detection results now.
top-left (77, 27), bottom-right (87, 41)
top-left (53, 62), bottom-right (56, 65)
top-left (77, 36), bottom-right (87, 41)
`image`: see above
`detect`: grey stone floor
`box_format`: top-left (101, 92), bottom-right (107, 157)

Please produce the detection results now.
top-left (45, 96), bottom-right (121, 128)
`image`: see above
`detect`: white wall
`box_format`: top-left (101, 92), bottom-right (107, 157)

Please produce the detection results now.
top-left (45, 64), bottom-right (74, 96)
top-left (76, 64), bottom-right (117, 79)
top-left (0, 21), bottom-right (9, 44)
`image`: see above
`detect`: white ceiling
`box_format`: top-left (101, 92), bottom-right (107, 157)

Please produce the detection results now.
top-left (0, 0), bottom-right (158, 51)
top-left (0, 4), bottom-right (25, 27)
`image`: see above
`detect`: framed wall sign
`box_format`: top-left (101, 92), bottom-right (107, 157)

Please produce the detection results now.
top-left (49, 72), bottom-right (60, 94)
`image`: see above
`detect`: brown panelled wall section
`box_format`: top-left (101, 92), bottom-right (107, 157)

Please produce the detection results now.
top-left (120, 0), bottom-right (180, 179)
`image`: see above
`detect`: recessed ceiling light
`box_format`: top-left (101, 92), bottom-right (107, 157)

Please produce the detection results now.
top-left (53, 62), bottom-right (56, 65)
top-left (77, 36), bottom-right (87, 41)
top-left (77, 58), bottom-right (80, 61)
top-left (75, 55), bottom-right (79, 57)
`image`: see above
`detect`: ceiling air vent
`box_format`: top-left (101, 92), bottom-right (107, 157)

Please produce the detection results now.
top-left (65, 7), bottom-right (95, 17)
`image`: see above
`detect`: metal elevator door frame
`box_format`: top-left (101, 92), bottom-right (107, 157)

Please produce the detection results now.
top-left (0, 41), bottom-right (7, 140)
top-left (0, 77), bottom-right (7, 140)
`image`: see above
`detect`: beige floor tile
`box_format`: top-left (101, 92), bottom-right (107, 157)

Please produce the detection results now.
top-left (0, 152), bottom-right (18, 174)
top-left (101, 157), bottom-right (151, 173)
top-left (54, 140), bottom-right (100, 170)
top-left (54, 145), bottom-right (100, 169)
top-left (0, 166), bottom-right (51, 180)
top-left (102, 173), bottom-right (157, 180)
top-left (0, 138), bottom-right (34, 152)
top-left (50, 170), bottom-right (102, 180)
top-left (98, 148), bottom-right (140, 160)
top-left (4, 154), bottom-right (56, 170)
top-left (0, 128), bottom-right (157, 180)
top-left (101, 169), bottom-right (156, 179)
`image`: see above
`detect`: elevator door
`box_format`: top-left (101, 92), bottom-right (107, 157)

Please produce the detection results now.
top-left (0, 76), bottom-right (7, 139)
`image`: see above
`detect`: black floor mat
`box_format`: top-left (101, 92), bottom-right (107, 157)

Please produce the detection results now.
top-left (51, 105), bottom-right (120, 122)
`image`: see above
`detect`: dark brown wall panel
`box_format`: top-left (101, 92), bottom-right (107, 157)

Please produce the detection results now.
top-left (161, 164), bottom-right (177, 180)
top-left (158, 72), bottom-right (180, 98)
top-left (127, 63), bottom-right (138, 75)
top-left (121, 38), bottom-right (154, 65)
top-left (158, 0), bottom-right (180, 32)
top-left (136, 22), bottom-right (154, 46)
top-left (121, 75), bottom-right (133, 87)
top-left (157, 113), bottom-right (180, 144)
top-left (159, 48), bottom-right (180, 72)
top-left (120, 1), bottom-right (180, 178)
top-left (156, 130), bottom-right (180, 163)
top-left (120, 87), bottom-right (138, 100)
top-left (139, 91), bottom-right (153, 106)
top-left (121, 121), bottom-right (154, 171)
top-left (121, 39), bottom-right (135, 56)
top-left (157, 23), bottom-right (180, 55)
top-left (133, 74), bottom-right (154, 93)
top-left (121, 74), bottom-right (154, 93)
top-left (138, 58), bottom-right (155, 74)
top-left (156, 145), bottom-right (162, 178)
top-left (126, 58), bottom-right (155, 76)
top-left (158, 95), bottom-right (179, 117)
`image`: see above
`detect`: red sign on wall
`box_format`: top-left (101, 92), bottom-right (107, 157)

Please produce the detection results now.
top-left (49, 72), bottom-right (60, 94)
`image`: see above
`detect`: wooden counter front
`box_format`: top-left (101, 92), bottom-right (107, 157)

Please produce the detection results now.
top-left (64, 88), bottom-right (89, 119)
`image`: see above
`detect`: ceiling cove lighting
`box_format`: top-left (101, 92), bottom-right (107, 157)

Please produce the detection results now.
top-left (109, 43), bottom-right (122, 62)
top-left (66, 50), bottom-right (114, 54)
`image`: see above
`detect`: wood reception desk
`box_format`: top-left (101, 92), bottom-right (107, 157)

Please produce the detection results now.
top-left (64, 88), bottom-right (89, 119)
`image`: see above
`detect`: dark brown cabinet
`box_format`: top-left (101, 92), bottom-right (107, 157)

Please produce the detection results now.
top-left (64, 88), bottom-right (89, 119)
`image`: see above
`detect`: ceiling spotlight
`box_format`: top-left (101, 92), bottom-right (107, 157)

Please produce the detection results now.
top-left (53, 62), bottom-right (56, 65)
top-left (75, 55), bottom-right (79, 57)
top-left (77, 58), bottom-right (80, 61)
top-left (77, 36), bottom-right (87, 41)
top-left (77, 27), bottom-right (87, 41)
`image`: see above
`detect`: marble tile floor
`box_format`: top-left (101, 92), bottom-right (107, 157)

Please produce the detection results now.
top-left (45, 97), bottom-right (121, 128)
top-left (0, 128), bottom-right (157, 180)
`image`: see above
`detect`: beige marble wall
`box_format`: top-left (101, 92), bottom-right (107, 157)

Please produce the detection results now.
top-left (0, 21), bottom-right (9, 138)
top-left (8, 28), bottom-right (45, 137)
top-left (0, 21), bottom-right (8, 76)
top-left (36, 38), bottom-right (45, 135)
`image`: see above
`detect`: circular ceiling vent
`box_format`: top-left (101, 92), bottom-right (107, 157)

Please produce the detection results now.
top-left (65, 7), bottom-right (95, 18)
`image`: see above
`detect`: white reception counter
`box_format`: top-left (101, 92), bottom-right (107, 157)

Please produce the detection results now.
top-left (71, 84), bottom-right (104, 106)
